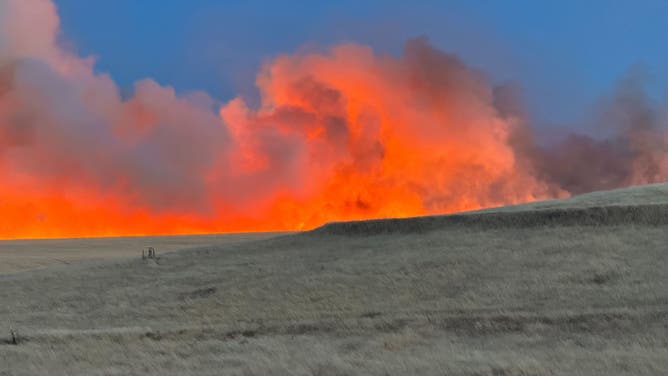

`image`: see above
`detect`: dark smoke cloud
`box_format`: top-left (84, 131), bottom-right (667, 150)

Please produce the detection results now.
top-left (534, 70), bottom-right (668, 194)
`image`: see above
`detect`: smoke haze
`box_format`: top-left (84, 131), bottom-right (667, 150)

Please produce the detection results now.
top-left (0, 0), bottom-right (666, 238)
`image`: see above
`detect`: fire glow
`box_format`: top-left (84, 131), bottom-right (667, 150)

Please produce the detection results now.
top-left (1, 0), bottom-right (667, 239)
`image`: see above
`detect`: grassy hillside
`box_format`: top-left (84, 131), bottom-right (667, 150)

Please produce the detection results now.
top-left (483, 182), bottom-right (668, 210)
top-left (0, 232), bottom-right (285, 274)
top-left (1, 183), bottom-right (667, 375)
top-left (315, 182), bottom-right (668, 235)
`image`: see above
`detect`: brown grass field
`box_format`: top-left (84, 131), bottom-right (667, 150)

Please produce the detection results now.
top-left (0, 233), bottom-right (286, 275)
top-left (1, 183), bottom-right (668, 375)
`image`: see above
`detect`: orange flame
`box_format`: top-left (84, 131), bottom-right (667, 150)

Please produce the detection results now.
top-left (0, 0), bottom-right (666, 239)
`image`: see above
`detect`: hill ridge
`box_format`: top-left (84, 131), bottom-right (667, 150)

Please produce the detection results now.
top-left (311, 202), bottom-right (668, 236)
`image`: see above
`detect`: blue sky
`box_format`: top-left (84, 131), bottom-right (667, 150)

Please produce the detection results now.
top-left (53, 0), bottom-right (668, 127)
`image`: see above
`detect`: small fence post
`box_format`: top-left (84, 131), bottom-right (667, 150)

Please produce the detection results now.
top-left (9, 327), bottom-right (17, 345)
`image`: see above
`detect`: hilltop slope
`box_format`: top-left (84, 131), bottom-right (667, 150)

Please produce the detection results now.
top-left (484, 182), bottom-right (668, 210)
top-left (314, 182), bottom-right (668, 235)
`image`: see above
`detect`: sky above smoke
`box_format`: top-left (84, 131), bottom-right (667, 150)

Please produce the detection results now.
top-left (0, 0), bottom-right (667, 238)
top-left (52, 0), bottom-right (668, 127)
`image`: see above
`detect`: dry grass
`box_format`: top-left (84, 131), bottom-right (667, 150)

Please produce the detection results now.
top-left (1, 183), bottom-right (668, 375)
top-left (0, 232), bottom-right (285, 274)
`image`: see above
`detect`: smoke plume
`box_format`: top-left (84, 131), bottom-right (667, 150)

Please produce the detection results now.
top-left (0, 0), bottom-right (666, 238)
